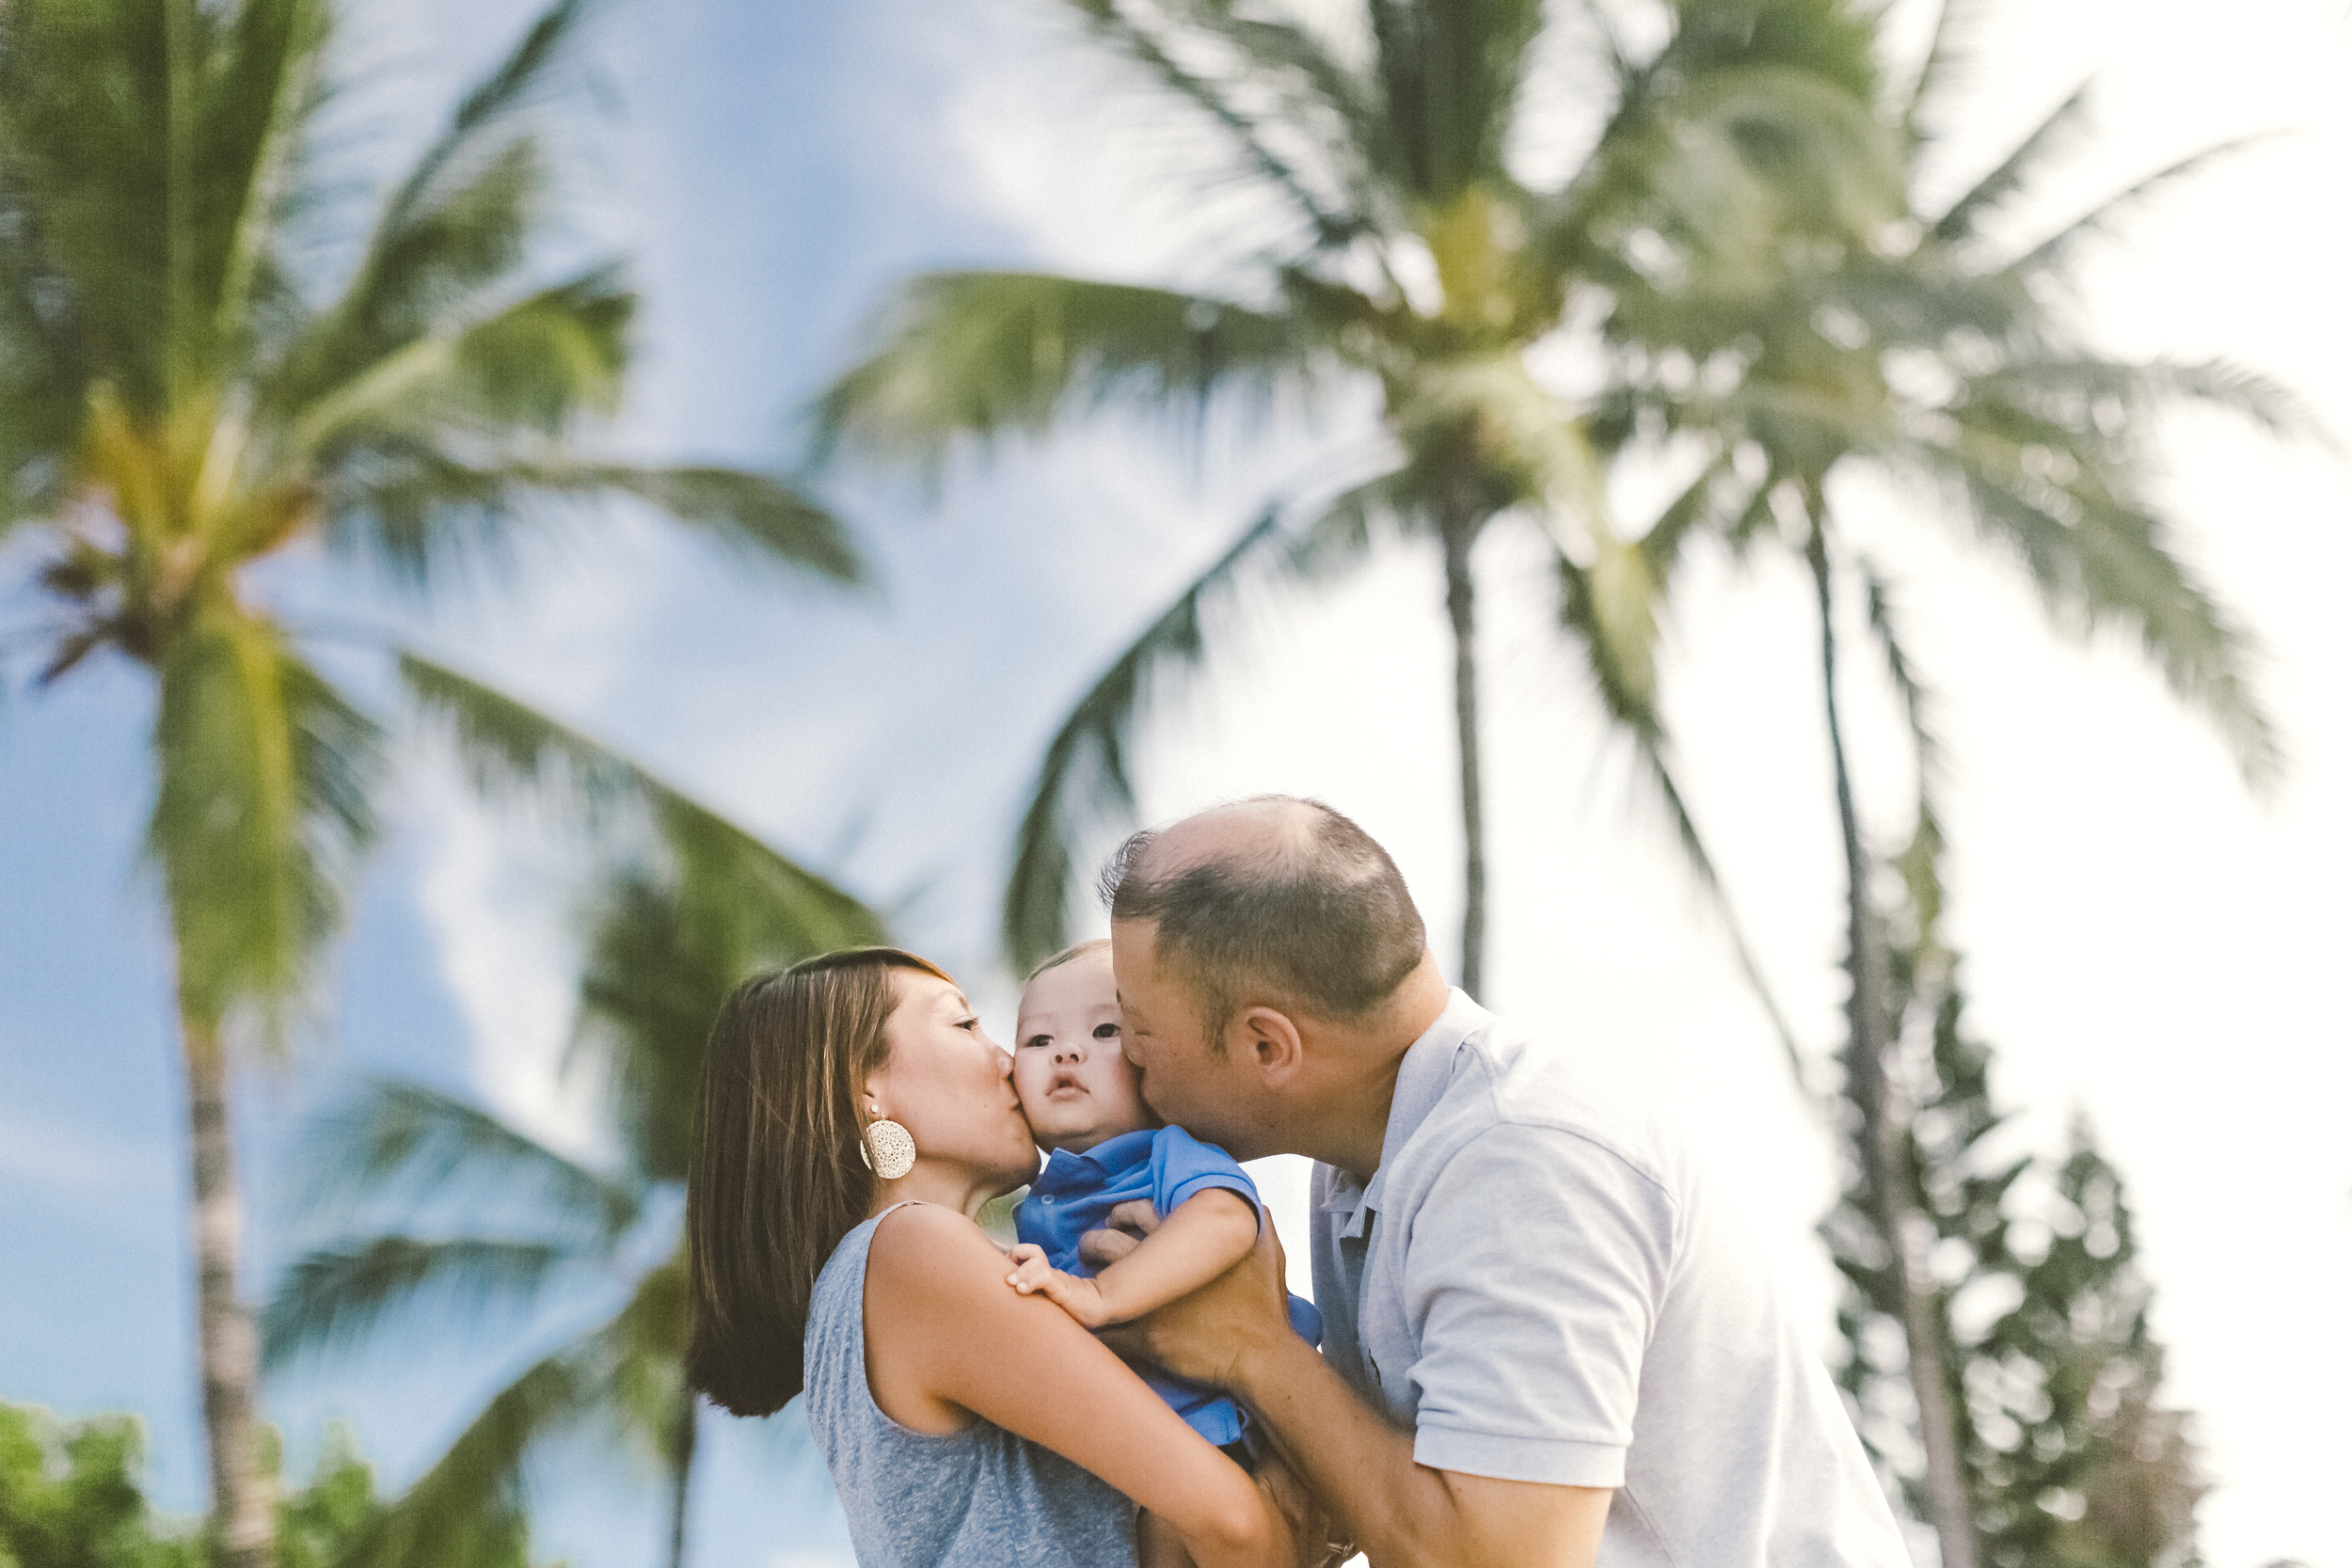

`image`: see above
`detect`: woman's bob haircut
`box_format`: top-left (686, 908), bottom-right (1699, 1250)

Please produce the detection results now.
top-left (685, 945), bottom-right (954, 1417)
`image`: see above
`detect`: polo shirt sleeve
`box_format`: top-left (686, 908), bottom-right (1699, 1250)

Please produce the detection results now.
top-left (1401, 1122), bottom-right (1677, 1488)
top-left (1149, 1126), bottom-right (1262, 1221)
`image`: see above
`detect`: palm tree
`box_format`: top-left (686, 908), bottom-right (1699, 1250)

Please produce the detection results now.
top-left (1596, 4), bottom-right (2315, 1559)
top-left (0, 3), bottom-right (857, 1561)
top-left (817, 0), bottom-right (1900, 1004)
top-left (263, 685), bottom-right (884, 1568)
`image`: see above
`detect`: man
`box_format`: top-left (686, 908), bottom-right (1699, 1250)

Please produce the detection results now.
top-left (1088, 797), bottom-right (1911, 1568)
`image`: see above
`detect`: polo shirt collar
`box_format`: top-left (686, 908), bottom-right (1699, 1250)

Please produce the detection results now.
top-left (1321, 987), bottom-right (1490, 1239)
top-left (1036, 1128), bottom-right (1157, 1192)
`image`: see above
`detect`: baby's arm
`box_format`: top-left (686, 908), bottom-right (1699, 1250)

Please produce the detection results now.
top-left (1007, 1187), bottom-right (1257, 1328)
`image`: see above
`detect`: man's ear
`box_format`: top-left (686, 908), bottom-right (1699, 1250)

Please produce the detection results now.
top-left (1230, 1005), bottom-right (1306, 1085)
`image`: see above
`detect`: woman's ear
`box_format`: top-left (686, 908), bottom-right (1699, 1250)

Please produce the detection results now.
top-left (860, 1064), bottom-right (890, 1119)
top-left (1231, 1005), bottom-right (1306, 1085)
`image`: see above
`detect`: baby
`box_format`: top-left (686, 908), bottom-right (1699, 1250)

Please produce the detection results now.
top-left (1003, 939), bottom-right (1322, 1568)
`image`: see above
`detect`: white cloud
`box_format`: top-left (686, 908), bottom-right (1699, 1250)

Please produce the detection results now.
top-left (407, 761), bottom-right (606, 1161)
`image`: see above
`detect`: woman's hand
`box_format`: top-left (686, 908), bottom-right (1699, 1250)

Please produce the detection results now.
top-left (1005, 1243), bottom-right (1114, 1327)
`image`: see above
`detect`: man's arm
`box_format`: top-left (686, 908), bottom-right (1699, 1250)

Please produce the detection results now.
top-left (1104, 1216), bottom-right (1612, 1568)
top-left (1007, 1186), bottom-right (1257, 1327)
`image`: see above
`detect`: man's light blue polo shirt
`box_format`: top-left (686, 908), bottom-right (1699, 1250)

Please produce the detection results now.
top-left (1309, 990), bottom-right (1910, 1567)
top-left (1018, 1126), bottom-right (1322, 1446)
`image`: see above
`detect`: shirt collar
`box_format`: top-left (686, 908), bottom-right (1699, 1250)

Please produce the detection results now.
top-left (1038, 1127), bottom-right (1156, 1188)
top-left (1320, 988), bottom-right (1490, 1239)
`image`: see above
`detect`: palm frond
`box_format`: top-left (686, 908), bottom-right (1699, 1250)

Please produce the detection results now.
top-left (262, 1237), bottom-right (579, 1371)
top-left (398, 650), bottom-right (883, 944)
top-left (1058, 0), bottom-right (1365, 245)
top-left (499, 463), bottom-right (862, 581)
top-left (1364, 0), bottom-right (1545, 200)
top-left (336, 1347), bottom-right (593, 1568)
top-left (574, 798), bottom-right (882, 1181)
top-left (294, 264), bottom-right (632, 464)
top-left (290, 0), bottom-right (594, 401)
top-left (1004, 505), bottom-right (1289, 967)
top-left (1900, 0), bottom-right (2000, 146)
top-left (1926, 81), bottom-right (2092, 245)
top-left (1902, 423), bottom-right (2282, 788)
top-left (292, 1075), bottom-right (639, 1239)
top-left (2003, 135), bottom-right (2275, 280)
top-left (1645, 62), bottom-right (1903, 273)
top-left (1002, 471), bottom-right (1414, 967)
top-left (1969, 355), bottom-right (2336, 451)
top-left (598, 1256), bottom-right (691, 1456)
top-left (1557, 555), bottom-right (1807, 1077)
top-left (1171, 4), bottom-right (1381, 215)
top-left (816, 272), bottom-right (1329, 478)
top-left (151, 608), bottom-right (380, 1032)
top-left (1856, 557), bottom-right (1949, 953)
top-left (1856, 558), bottom-right (1941, 780)
top-left (195, 0), bottom-right (333, 364)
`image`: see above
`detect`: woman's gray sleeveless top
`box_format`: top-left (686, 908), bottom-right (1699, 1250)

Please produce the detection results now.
top-left (802, 1206), bottom-right (1139, 1567)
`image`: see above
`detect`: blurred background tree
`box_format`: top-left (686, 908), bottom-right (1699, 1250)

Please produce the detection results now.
top-left (262, 719), bottom-right (883, 1568)
top-left (0, 1402), bottom-right (532, 1568)
top-left (1824, 936), bottom-right (2205, 1568)
top-left (1584, 2), bottom-right (2312, 1556)
top-left (0, 0), bottom-right (860, 1560)
top-left (817, 0), bottom-right (1903, 1015)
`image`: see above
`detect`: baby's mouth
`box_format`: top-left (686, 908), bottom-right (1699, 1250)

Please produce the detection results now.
top-left (1046, 1072), bottom-right (1088, 1098)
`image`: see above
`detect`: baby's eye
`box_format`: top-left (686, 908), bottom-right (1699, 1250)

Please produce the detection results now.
top-left (1022, 1034), bottom-right (1052, 1051)
top-left (1092, 1022), bottom-right (1120, 1040)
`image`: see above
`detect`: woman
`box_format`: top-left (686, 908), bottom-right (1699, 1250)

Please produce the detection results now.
top-left (685, 946), bottom-right (1297, 1568)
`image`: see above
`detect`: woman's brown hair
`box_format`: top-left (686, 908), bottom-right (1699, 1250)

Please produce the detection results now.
top-left (684, 945), bottom-right (954, 1417)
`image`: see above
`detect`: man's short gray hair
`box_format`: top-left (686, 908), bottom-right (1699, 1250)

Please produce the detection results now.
top-left (1098, 798), bottom-right (1425, 1049)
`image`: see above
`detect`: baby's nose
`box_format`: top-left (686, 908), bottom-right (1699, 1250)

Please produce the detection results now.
top-left (1052, 1039), bottom-right (1086, 1064)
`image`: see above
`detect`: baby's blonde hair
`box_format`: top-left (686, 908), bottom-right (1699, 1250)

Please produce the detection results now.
top-left (1022, 937), bottom-right (1110, 985)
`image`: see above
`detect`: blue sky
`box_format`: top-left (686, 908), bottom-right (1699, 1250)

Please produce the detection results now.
top-left (4, 3), bottom-right (2350, 1568)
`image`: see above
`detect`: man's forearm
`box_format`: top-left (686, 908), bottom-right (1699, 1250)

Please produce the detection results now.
top-left (1233, 1333), bottom-right (1610, 1568)
top-left (1232, 1332), bottom-right (1463, 1566)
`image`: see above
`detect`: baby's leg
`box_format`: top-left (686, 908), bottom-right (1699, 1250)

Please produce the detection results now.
top-left (1136, 1507), bottom-right (1200, 1568)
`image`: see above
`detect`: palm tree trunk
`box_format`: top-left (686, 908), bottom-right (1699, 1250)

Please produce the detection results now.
top-left (1804, 510), bottom-right (1976, 1568)
top-left (664, 1388), bottom-right (699, 1568)
top-left (1438, 509), bottom-right (1487, 1001)
top-left (183, 1005), bottom-right (275, 1568)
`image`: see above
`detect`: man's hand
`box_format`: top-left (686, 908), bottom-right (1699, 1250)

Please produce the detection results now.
top-left (1004, 1243), bottom-right (1113, 1327)
top-left (1098, 1202), bottom-right (1295, 1391)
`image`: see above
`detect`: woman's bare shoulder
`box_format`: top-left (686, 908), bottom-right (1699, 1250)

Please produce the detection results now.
top-left (866, 1203), bottom-right (1009, 1298)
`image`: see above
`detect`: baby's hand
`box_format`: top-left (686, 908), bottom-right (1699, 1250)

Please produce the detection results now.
top-left (1004, 1243), bottom-right (1115, 1327)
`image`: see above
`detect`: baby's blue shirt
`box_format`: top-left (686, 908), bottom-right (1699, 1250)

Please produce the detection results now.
top-left (1015, 1125), bottom-right (1323, 1448)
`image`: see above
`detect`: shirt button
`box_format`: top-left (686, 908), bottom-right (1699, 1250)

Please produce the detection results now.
top-left (1041, 1196), bottom-right (1054, 1204)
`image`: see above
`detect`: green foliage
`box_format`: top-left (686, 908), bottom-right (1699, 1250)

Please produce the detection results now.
top-left (0, 0), bottom-right (861, 1028)
top-left (0, 1405), bottom-right (531, 1568)
top-left (1, 1), bottom-right (866, 1553)
top-left (0, 1403), bottom-right (202, 1568)
top-left (1822, 958), bottom-right (2205, 1568)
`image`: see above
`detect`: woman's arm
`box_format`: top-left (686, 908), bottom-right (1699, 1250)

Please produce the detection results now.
top-left (1005, 1187), bottom-right (1258, 1327)
top-left (864, 1203), bottom-right (1294, 1568)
